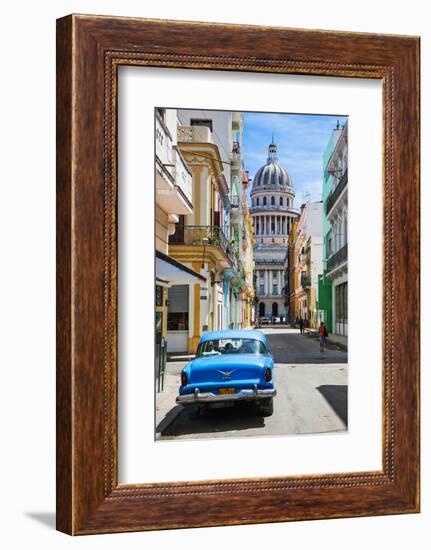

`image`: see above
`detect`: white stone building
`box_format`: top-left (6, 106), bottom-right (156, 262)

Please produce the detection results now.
top-left (325, 121), bottom-right (348, 336)
top-left (250, 140), bottom-right (300, 320)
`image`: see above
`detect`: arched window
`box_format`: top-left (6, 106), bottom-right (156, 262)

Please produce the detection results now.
top-left (256, 197), bottom-right (260, 206)
top-left (280, 196), bottom-right (283, 206)
top-left (271, 196), bottom-right (275, 206)
top-left (263, 196), bottom-right (267, 206)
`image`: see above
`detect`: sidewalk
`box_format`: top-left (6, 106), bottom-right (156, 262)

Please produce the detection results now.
top-left (304, 328), bottom-right (348, 351)
top-left (155, 361), bottom-right (184, 435)
top-left (167, 352), bottom-right (195, 362)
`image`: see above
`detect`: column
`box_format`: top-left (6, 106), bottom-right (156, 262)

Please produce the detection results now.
top-left (278, 270), bottom-right (282, 295)
top-left (264, 270), bottom-right (268, 295)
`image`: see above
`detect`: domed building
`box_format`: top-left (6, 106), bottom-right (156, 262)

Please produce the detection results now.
top-left (250, 139), bottom-right (299, 321)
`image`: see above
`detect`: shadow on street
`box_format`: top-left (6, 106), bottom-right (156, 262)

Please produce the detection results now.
top-left (316, 384), bottom-right (348, 427)
top-left (159, 403), bottom-right (266, 437)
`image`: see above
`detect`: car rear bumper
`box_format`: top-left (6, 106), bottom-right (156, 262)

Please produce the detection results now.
top-left (176, 386), bottom-right (276, 405)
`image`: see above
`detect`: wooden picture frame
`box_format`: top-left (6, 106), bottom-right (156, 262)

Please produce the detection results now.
top-left (56, 14), bottom-right (420, 535)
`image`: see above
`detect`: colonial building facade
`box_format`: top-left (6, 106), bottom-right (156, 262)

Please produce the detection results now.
top-left (287, 201), bottom-right (323, 325)
top-left (250, 140), bottom-right (299, 321)
top-left (155, 108), bottom-right (205, 388)
top-left (324, 121), bottom-right (348, 336)
top-left (165, 110), bottom-right (254, 354)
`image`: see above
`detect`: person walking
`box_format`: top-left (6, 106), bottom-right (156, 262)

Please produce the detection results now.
top-left (299, 317), bottom-right (304, 334)
top-left (319, 321), bottom-right (328, 352)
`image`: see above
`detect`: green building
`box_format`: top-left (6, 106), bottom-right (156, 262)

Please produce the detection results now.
top-left (317, 124), bottom-right (343, 332)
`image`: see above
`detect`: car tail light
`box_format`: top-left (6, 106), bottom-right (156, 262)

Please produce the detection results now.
top-left (265, 367), bottom-right (272, 382)
top-left (181, 371), bottom-right (188, 386)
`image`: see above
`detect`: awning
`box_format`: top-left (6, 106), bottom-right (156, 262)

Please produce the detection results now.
top-left (156, 250), bottom-right (206, 285)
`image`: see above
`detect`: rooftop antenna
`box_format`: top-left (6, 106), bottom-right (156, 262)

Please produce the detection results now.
top-left (336, 119), bottom-right (340, 130)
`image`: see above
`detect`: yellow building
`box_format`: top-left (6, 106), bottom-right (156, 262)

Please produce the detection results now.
top-left (240, 176), bottom-right (256, 327)
top-left (168, 120), bottom-right (237, 353)
top-left (288, 202), bottom-right (323, 326)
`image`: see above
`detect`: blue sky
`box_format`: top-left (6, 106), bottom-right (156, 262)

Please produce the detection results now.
top-left (243, 112), bottom-right (348, 208)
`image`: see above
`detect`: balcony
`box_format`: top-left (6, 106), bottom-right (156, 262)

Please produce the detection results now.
top-left (229, 194), bottom-right (241, 208)
top-left (327, 243), bottom-right (348, 273)
top-left (156, 115), bottom-right (193, 215)
top-left (172, 147), bottom-right (193, 206)
top-left (177, 125), bottom-right (212, 144)
top-left (155, 111), bottom-right (173, 168)
top-left (169, 225), bottom-right (239, 271)
top-left (325, 169), bottom-right (348, 215)
top-left (301, 275), bottom-right (311, 289)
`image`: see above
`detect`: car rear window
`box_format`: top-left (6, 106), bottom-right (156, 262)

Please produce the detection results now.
top-left (197, 338), bottom-right (267, 356)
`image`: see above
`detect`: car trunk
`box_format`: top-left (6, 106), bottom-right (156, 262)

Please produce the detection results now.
top-left (189, 354), bottom-right (267, 385)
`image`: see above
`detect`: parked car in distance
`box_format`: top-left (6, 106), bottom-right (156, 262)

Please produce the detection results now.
top-left (176, 329), bottom-right (276, 416)
top-left (259, 316), bottom-right (270, 325)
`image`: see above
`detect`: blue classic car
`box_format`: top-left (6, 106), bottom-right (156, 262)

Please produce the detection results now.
top-left (176, 329), bottom-right (276, 416)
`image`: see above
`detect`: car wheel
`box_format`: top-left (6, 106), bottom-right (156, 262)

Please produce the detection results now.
top-left (259, 397), bottom-right (274, 416)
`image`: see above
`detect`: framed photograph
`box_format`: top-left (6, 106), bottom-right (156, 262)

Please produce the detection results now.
top-left (56, 14), bottom-right (420, 535)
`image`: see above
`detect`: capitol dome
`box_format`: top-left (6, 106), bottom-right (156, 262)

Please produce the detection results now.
top-left (251, 139), bottom-right (292, 190)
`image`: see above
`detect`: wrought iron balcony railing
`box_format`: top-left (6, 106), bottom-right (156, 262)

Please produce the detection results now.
top-left (301, 275), bottom-right (311, 289)
top-left (325, 169), bottom-right (348, 215)
top-left (327, 243), bottom-right (348, 273)
top-left (169, 225), bottom-right (239, 271)
top-left (229, 194), bottom-right (240, 208)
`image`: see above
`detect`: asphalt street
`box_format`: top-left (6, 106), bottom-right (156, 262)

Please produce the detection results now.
top-left (156, 328), bottom-right (348, 441)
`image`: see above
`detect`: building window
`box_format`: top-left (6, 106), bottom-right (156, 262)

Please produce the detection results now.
top-left (271, 196), bottom-right (275, 205)
top-left (263, 196), bottom-right (267, 206)
top-left (190, 118), bottom-right (213, 131)
top-left (280, 196), bottom-right (283, 206)
top-left (335, 282), bottom-right (348, 326)
top-left (256, 197), bottom-right (260, 206)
